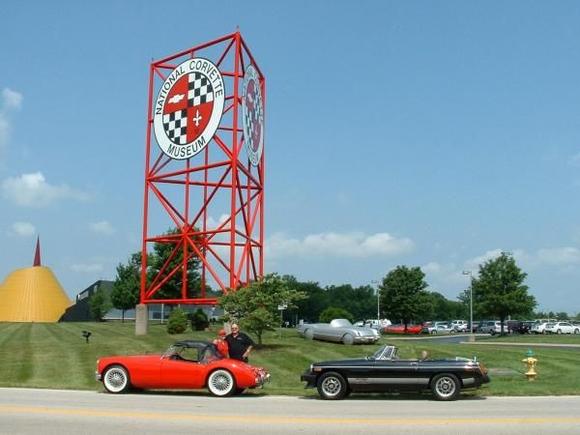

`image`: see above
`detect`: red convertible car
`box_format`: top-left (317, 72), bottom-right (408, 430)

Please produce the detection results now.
top-left (383, 324), bottom-right (423, 335)
top-left (96, 340), bottom-right (269, 397)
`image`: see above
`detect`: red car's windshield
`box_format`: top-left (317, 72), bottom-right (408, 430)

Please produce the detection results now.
top-left (164, 343), bottom-right (224, 364)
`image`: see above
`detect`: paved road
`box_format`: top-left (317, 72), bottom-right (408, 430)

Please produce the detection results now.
top-left (1, 388), bottom-right (579, 434)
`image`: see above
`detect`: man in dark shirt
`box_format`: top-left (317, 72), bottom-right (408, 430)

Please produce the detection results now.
top-left (225, 323), bottom-right (254, 362)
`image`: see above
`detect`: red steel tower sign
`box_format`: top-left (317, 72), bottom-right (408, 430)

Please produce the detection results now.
top-left (141, 31), bottom-right (265, 305)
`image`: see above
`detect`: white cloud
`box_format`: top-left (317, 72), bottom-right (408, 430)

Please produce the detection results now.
top-left (206, 214), bottom-right (230, 228)
top-left (70, 263), bottom-right (104, 273)
top-left (425, 246), bottom-right (580, 287)
top-left (0, 88), bottom-right (22, 151)
top-left (10, 221), bottom-right (36, 237)
top-left (463, 249), bottom-right (505, 271)
top-left (90, 220), bottom-right (115, 236)
top-left (2, 88), bottom-right (23, 111)
top-left (267, 231), bottom-right (414, 259)
top-left (1, 172), bottom-right (89, 207)
top-left (422, 261), bottom-right (443, 274)
top-left (0, 116), bottom-right (9, 150)
top-left (0, 88), bottom-right (23, 155)
top-left (422, 261), bottom-right (469, 290)
top-left (536, 247), bottom-right (580, 266)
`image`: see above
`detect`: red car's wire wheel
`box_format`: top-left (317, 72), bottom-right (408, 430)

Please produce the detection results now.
top-left (207, 369), bottom-right (235, 397)
top-left (103, 365), bottom-right (130, 394)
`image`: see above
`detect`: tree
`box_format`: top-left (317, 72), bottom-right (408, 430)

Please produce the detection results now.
top-left (326, 284), bottom-right (376, 321)
top-left (284, 276), bottom-right (327, 323)
top-left (219, 273), bottom-right (306, 345)
top-left (319, 306), bottom-right (354, 323)
top-left (114, 228), bottom-right (204, 304)
top-left (89, 286), bottom-right (112, 322)
top-left (423, 291), bottom-right (466, 321)
top-left (110, 253), bottom-right (141, 322)
top-left (148, 228), bottom-right (202, 300)
top-left (166, 307), bottom-right (188, 334)
top-left (472, 252), bottom-right (536, 334)
top-left (189, 308), bottom-right (209, 331)
top-left (379, 266), bottom-right (430, 331)
top-left (284, 276), bottom-right (377, 323)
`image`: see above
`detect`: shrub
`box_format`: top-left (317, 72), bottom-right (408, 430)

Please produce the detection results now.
top-left (319, 307), bottom-right (354, 323)
top-left (167, 307), bottom-right (188, 334)
top-left (189, 308), bottom-right (210, 331)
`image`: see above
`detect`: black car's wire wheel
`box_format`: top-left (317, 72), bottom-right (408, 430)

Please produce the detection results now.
top-left (317, 371), bottom-right (348, 400)
top-left (103, 365), bottom-right (130, 394)
top-left (431, 373), bottom-right (460, 401)
top-left (207, 369), bottom-right (236, 397)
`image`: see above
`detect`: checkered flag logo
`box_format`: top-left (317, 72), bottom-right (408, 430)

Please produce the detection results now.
top-left (244, 90), bottom-right (263, 151)
top-left (162, 109), bottom-right (188, 145)
top-left (188, 72), bottom-right (214, 107)
top-left (161, 72), bottom-right (216, 146)
top-left (154, 57), bottom-right (225, 160)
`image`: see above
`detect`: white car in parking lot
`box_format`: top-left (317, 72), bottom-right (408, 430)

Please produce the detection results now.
top-left (531, 321), bottom-right (549, 334)
top-left (450, 320), bottom-right (468, 332)
top-left (544, 322), bottom-right (580, 335)
top-left (423, 321), bottom-right (455, 334)
top-left (480, 320), bottom-right (504, 335)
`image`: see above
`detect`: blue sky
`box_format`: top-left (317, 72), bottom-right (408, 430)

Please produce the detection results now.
top-left (1, 1), bottom-right (579, 313)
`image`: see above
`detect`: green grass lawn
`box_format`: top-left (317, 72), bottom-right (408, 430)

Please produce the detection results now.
top-left (481, 333), bottom-right (580, 344)
top-left (0, 322), bottom-right (578, 397)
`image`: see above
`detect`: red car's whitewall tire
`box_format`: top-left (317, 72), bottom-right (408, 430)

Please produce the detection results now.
top-left (207, 369), bottom-right (236, 397)
top-left (103, 365), bottom-right (130, 394)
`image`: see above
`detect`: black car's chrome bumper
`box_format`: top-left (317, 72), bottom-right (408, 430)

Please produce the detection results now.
top-left (301, 372), bottom-right (317, 388)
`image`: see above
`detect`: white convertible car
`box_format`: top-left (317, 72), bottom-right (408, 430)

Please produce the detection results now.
top-left (297, 319), bottom-right (380, 345)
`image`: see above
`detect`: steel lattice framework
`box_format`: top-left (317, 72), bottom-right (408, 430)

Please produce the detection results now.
top-left (140, 31), bottom-right (265, 305)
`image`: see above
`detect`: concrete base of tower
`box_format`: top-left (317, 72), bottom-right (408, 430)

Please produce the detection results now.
top-left (135, 304), bottom-right (148, 335)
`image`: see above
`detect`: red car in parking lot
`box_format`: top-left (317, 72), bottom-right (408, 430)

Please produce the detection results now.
top-left (383, 324), bottom-right (423, 335)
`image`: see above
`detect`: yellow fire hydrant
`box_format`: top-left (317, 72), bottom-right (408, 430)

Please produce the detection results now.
top-left (522, 349), bottom-right (538, 381)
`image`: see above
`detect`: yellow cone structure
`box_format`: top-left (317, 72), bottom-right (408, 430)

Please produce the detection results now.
top-left (0, 266), bottom-right (72, 322)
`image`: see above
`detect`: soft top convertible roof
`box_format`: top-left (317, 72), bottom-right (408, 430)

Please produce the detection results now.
top-left (173, 340), bottom-right (212, 349)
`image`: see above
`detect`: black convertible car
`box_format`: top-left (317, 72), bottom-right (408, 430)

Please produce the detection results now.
top-left (301, 344), bottom-right (490, 401)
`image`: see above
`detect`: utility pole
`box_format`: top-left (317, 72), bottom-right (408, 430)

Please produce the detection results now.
top-left (463, 270), bottom-right (474, 342)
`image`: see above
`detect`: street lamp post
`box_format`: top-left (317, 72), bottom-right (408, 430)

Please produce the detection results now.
top-left (377, 288), bottom-right (380, 322)
top-left (462, 270), bottom-right (474, 341)
top-left (372, 280), bottom-right (380, 321)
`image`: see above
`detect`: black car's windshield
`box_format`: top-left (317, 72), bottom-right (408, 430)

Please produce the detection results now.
top-left (372, 345), bottom-right (397, 360)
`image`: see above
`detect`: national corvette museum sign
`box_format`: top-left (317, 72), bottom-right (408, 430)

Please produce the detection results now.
top-left (153, 58), bottom-right (225, 160)
top-left (242, 65), bottom-right (264, 166)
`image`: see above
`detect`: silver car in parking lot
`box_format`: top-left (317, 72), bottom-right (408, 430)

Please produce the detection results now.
top-left (297, 318), bottom-right (380, 345)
